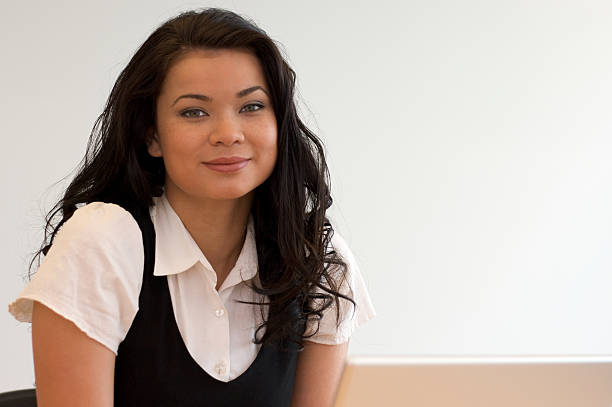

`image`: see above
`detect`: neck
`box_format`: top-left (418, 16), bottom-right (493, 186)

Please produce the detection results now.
top-left (164, 186), bottom-right (254, 290)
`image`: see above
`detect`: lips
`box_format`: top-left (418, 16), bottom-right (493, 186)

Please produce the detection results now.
top-left (204, 157), bottom-right (248, 164)
top-left (202, 156), bottom-right (250, 173)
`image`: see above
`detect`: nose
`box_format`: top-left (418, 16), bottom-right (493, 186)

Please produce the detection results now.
top-left (209, 114), bottom-right (245, 146)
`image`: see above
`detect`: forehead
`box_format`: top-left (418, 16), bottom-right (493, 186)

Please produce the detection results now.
top-left (160, 48), bottom-right (267, 96)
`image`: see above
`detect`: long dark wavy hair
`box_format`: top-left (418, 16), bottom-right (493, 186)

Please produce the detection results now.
top-left (31, 8), bottom-right (354, 349)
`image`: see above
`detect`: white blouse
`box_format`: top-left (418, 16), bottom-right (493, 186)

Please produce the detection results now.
top-left (9, 194), bottom-right (376, 382)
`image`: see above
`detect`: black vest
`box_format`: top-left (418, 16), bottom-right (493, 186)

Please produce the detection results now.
top-left (114, 204), bottom-right (301, 407)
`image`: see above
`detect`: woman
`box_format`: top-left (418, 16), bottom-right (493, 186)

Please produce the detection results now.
top-left (9, 8), bottom-right (375, 407)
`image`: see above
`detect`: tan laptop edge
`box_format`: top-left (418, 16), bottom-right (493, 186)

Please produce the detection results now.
top-left (334, 356), bottom-right (612, 407)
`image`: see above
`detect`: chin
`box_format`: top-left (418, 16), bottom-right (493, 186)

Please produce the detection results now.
top-left (200, 185), bottom-right (255, 201)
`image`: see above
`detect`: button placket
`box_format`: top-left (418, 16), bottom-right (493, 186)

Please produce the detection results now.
top-left (211, 295), bottom-right (229, 379)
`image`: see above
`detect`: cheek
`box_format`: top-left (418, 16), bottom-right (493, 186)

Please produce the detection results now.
top-left (257, 119), bottom-right (278, 151)
top-left (159, 122), bottom-right (198, 154)
top-left (158, 129), bottom-right (202, 175)
top-left (258, 126), bottom-right (278, 166)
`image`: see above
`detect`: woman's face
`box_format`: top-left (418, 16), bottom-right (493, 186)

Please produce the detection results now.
top-left (149, 48), bottom-right (278, 203)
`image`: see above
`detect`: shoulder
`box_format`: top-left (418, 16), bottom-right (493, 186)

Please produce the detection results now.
top-left (329, 230), bottom-right (357, 268)
top-left (304, 227), bottom-right (377, 344)
top-left (324, 229), bottom-right (360, 291)
top-left (43, 201), bottom-right (145, 292)
top-left (46, 201), bottom-right (145, 279)
top-left (10, 202), bottom-right (145, 353)
top-left (50, 202), bottom-right (144, 259)
top-left (57, 202), bottom-right (141, 242)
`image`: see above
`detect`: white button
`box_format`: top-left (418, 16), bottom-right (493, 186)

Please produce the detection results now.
top-left (215, 361), bottom-right (226, 376)
top-left (215, 308), bottom-right (225, 317)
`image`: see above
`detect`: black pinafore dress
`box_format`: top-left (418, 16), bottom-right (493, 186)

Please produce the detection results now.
top-left (114, 204), bottom-right (302, 407)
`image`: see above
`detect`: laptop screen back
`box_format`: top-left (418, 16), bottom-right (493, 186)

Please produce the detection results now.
top-left (334, 356), bottom-right (612, 407)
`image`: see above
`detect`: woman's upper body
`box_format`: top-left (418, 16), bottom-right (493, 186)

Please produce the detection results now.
top-left (9, 8), bottom-right (376, 407)
top-left (9, 193), bottom-right (376, 380)
top-left (10, 194), bottom-right (375, 407)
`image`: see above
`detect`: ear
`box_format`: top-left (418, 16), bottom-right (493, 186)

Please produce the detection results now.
top-left (147, 130), bottom-right (163, 158)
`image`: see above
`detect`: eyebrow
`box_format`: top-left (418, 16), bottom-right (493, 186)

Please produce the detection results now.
top-left (171, 86), bottom-right (269, 106)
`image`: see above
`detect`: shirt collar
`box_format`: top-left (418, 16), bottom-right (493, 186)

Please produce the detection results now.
top-left (150, 194), bottom-right (258, 286)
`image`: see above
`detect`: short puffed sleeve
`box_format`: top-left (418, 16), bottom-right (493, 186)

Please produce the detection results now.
top-left (8, 202), bottom-right (144, 355)
top-left (304, 231), bottom-right (376, 345)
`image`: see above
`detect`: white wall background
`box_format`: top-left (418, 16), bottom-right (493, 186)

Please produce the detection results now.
top-left (2, 0), bottom-right (611, 392)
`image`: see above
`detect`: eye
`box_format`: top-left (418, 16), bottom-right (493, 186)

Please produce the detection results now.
top-left (180, 108), bottom-right (207, 118)
top-left (240, 103), bottom-right (264, 113)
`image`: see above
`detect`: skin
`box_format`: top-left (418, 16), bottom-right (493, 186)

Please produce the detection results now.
top-left (32, 303), bottom-right (115, 406)
top-left (291, 340), bottom-right (349, 407)
top-left (148, 48), bottom-right (278, 288)
top-left (32, 48), bottom-right (347, 406)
